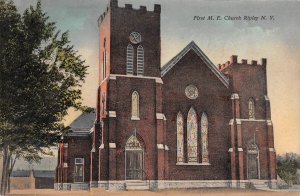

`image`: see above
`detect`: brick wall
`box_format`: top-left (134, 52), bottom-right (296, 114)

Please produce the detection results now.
top-left (162, 50), bottom-right (231, 180)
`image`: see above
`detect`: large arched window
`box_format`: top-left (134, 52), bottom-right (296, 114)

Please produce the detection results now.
top-left (187, 107), bottom-right (198, 162)
top-left (131, 91), bottom-right (139, 120)
top-left (248, 98), bottom-right (255, 119)
top-left (126, 44), bottom-right (134, 75)
top-left (177, 112), bottom-right (184, 163)
top-left (137, 45), bottom-right (144, 76)
top-left (201, 113), bottom-right (209, 163)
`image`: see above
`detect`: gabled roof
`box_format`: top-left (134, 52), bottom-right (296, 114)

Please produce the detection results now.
top-left (161, 41), bottom-right (229, 88)
top-left (67, 110), bottom-right (96, 137)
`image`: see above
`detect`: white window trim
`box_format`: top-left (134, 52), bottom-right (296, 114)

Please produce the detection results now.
top-left (131, 91), bottom-right (140, 120)
top-left (131, 116), bottom-right (140, 121)
top-left (74, 158), bottom-right (84, 183)
top-left (176, 162), bottom-right (211, 166)
top-left (126, 44), bottom-right (134, 75)
top-left (109, 74), bottom-right (163, 84)
top-left (137, 45), bottom-right (144, 76)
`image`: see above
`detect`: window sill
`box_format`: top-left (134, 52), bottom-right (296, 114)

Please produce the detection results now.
top-left (131, 117), bottom-right (140, 121)
top-left (176, 162), bottom-right (211, 166)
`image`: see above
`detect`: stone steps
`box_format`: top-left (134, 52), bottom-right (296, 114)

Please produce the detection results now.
top-left (126, 181), bottom-right (150, 190)
top-left (250, 180), bottom-right (270, 190)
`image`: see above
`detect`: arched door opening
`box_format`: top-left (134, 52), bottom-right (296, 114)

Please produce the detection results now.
top-left (125, 135), bottom-right (144, 180)
top-left (247, 139), bottom-right (260, 179)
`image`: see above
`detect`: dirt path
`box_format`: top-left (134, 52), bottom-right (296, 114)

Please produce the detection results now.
top-left (8, 188), bottom-right (300, 196)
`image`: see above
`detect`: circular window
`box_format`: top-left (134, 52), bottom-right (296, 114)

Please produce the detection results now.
top-left (129, 32), bottom-right (142, 44)
top-left (185, 85), bottom-right (198, 99)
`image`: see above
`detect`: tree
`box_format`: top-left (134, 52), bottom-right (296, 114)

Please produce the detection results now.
top-left (277, 153), bottom-right (300, 186)
top-left (0, 0), bottom-right (89, 194)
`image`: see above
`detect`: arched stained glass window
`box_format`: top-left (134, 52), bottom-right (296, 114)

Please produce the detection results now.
top-left (126, 135), bottom-right (142, 149)
top-left (177, 112), bottom-right (184, 163)
top-left (137, 45), bottom-right (144, 76)
top-left (126, 44), bottom-right (134, 75)
top-left (201, 113), bottom-right (209, 163)
top-left (187, 107), bottom-right (198, 162)
top-left (131, 91), bottom-right (139, 119)
top-left (249, 98), bottom-right (255, 119)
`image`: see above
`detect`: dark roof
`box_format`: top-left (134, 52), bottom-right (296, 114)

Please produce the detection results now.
top-left (69, 110), bottom-right (96, 133)
top-left (34, 170), bottom-right (55, 178)
top-left (11, 170), bottom-right (54, 178)
top-left (11, 170), bottom-right (31, 177)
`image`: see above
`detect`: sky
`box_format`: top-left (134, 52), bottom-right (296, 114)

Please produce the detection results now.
top-left (14, 0), bottom-right (300, 155)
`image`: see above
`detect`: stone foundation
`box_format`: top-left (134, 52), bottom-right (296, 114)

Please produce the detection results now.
top-left (90, 181), bottom-right (98, 188)
top-left (155, 180), bottom-right (231, 189)
top-left (54, 183), bottom-right (89, 191)
top-left (269, 180), bottom-right (278, 189)
top-left (55, 180), bottom-right (276, 191)
top-left (107, 181), bottom-right (126, 191)
top-left (71, 183), bottom-right (89, 190)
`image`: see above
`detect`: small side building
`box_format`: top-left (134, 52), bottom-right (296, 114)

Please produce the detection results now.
top-left (55, 110), bottom-right (96, 191)
top-left (10, 170), bottom-right (54, 190)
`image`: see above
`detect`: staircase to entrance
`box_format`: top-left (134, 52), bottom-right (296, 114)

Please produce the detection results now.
top-left (125, 180), bottom-right (150, 190)
top-left (249, 180), bottom-right (270, 190)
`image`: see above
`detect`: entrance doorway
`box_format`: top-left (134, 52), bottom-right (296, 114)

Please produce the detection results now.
top-left (247, 141), bottom-right (260, 179)
top-left (125, 135), bottom-right (144, 180)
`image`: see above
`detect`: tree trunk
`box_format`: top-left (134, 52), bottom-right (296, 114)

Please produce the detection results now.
top-left (7, 155), bottom-right (17, 194)
top-left (4, 149), bottom-right (11, 195)
top-left (1, 146), bottom-right (8, 196)
top-left (0, 146), bottom-right (11, 196)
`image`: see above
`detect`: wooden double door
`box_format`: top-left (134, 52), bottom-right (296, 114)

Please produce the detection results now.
top-left (247, 153), bottom-right (259, 179)
top-left (125, 150), bottom-right (143, 180)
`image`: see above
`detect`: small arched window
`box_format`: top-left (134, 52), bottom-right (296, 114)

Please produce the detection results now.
top-left (187, 107), bottom-right (198, 163)
top-left (101, 92), bottom-right (106, 115)
top-left (177, 112), bottom-right (184, 163)
top-left (137, 45), bottom-right (144, 76)
top-left (102, 38), bottom-right (107, 80)
top-left (131, 91), bottom-right (139, 120)
top-left (201, 113), bottom-right (209, 163)
top-left (126, 44), bottom-right (134, 75)
top-left (248, 98), bottom-right (255, 119)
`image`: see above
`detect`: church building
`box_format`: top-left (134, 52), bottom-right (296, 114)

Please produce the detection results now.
top-left (55, 0), bottom-right (277, 191)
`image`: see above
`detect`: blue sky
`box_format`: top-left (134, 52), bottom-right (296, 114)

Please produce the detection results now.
top-left (14, 0), bottom-right (300, 154)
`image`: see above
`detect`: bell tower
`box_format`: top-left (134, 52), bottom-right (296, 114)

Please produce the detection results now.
top-left (98, 0), bottom-right (161, 81)
top-left (219, 56), bottom-right (276, 187)
top-left (95, 0), bottom-right (166, 190)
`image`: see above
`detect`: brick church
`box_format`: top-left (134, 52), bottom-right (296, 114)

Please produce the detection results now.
top-left (55, 0), bottom-right (277, 191)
